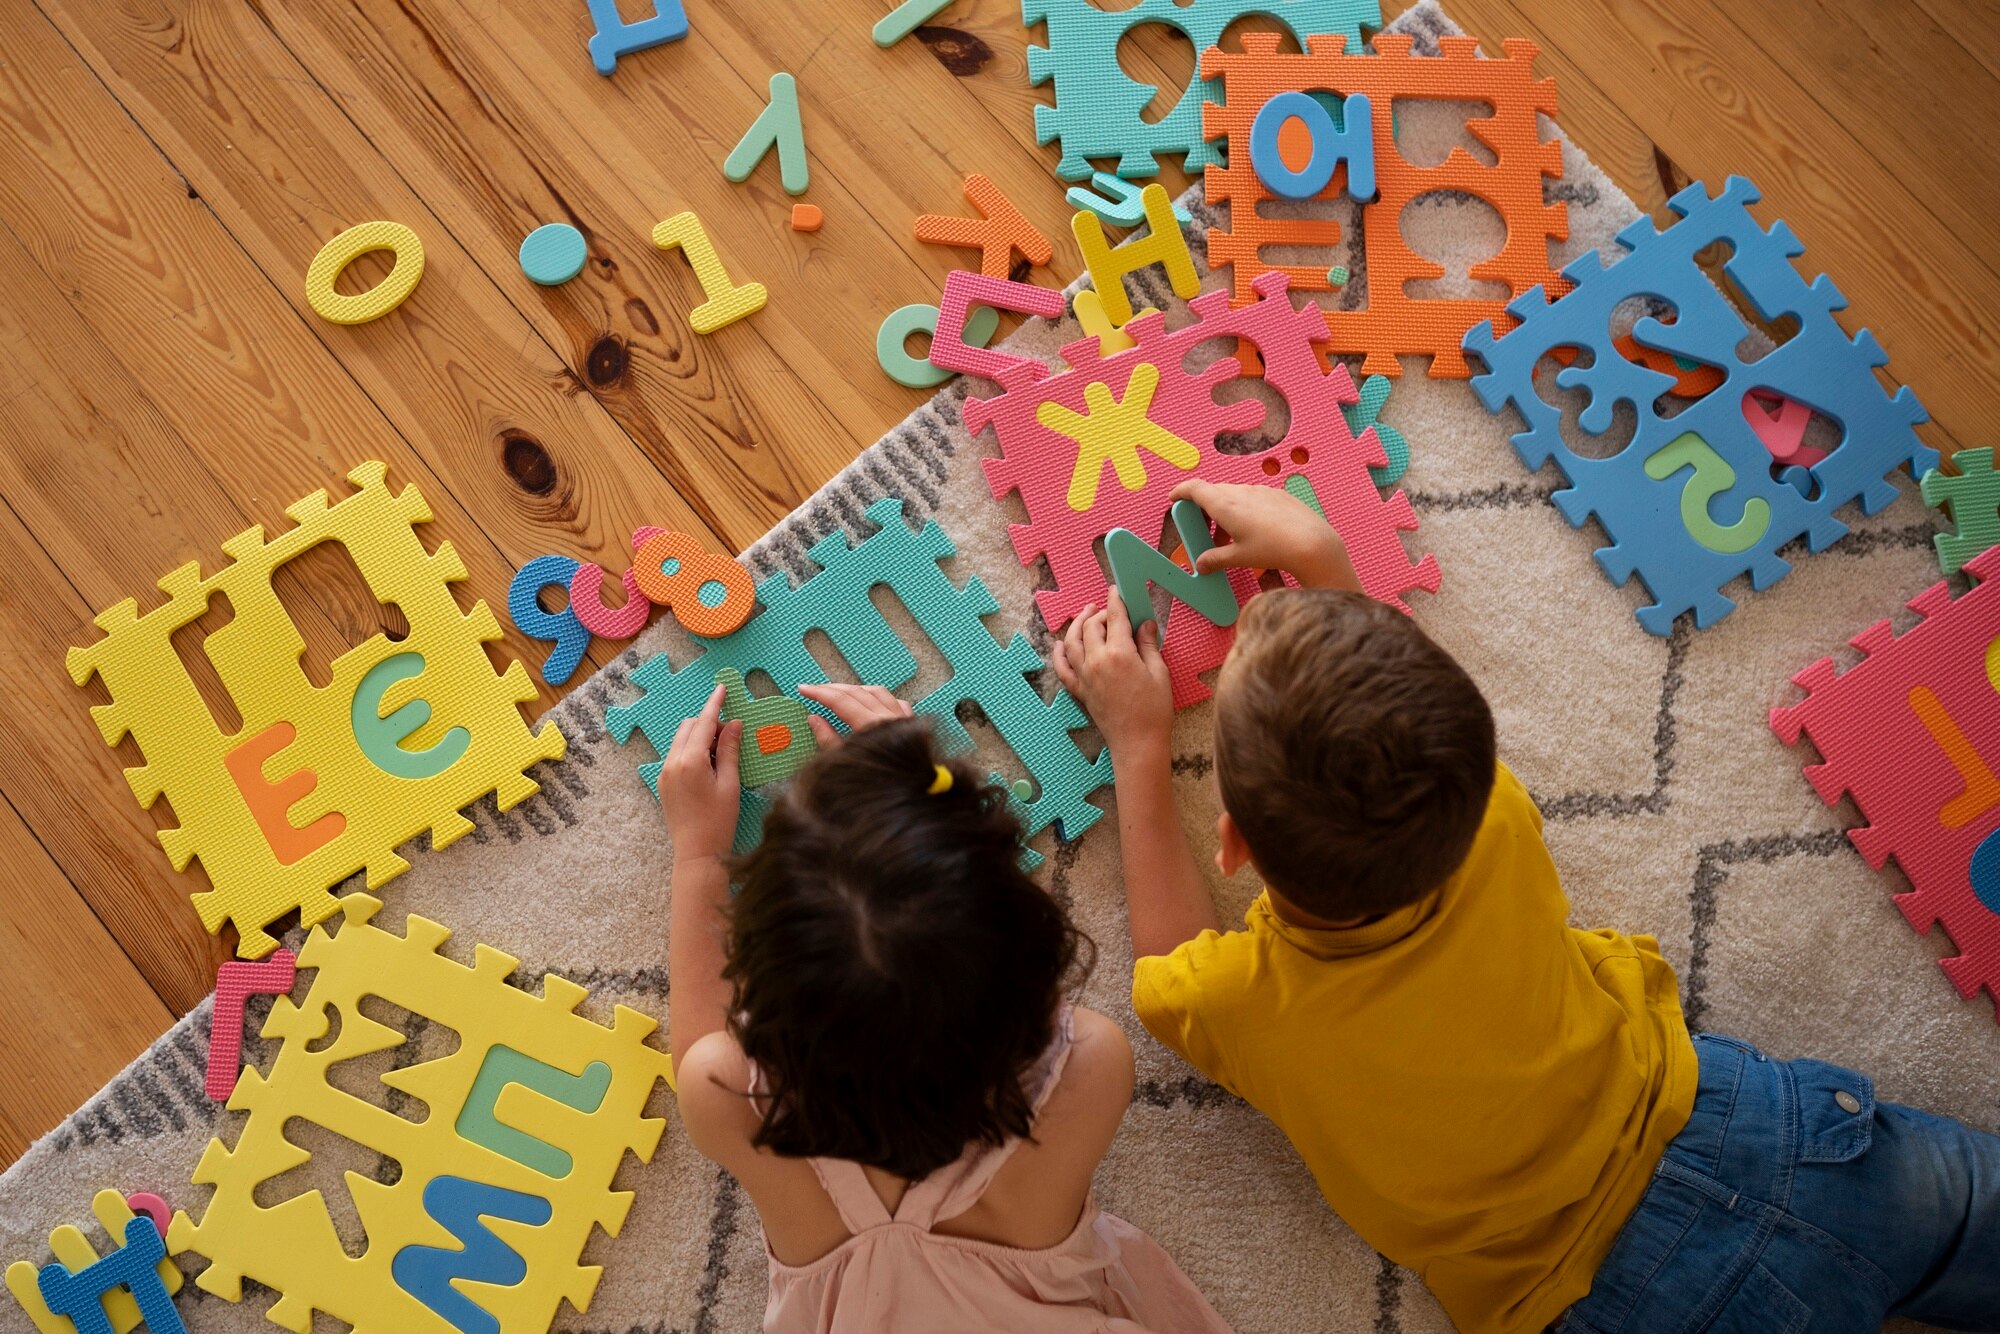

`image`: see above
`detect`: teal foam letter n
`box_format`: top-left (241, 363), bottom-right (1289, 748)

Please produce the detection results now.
top-left (1104, 500), bottom-right (1239, 632)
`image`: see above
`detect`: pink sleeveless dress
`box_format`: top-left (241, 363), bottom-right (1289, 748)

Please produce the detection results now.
top-left (760, 1011), bottom-right (1234, 1334)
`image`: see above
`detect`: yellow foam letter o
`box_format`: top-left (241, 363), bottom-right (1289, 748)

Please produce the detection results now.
top-left (306, 221), bottom-right (425, 325)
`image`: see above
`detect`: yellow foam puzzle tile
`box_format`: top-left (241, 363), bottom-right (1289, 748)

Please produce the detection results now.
top-left (65, 462), bottom-right (566, 958)
top-left (6, 1190), bottom-right (184, 1334)
top-left (166, 894), bottom-right (674, 1334)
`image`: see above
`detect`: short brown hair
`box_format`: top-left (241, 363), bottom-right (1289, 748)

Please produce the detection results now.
top-left (1214, 589), bottom-right (1496, 919)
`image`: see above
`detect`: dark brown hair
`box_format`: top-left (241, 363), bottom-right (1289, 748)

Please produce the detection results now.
top-left (1215, 589), bottom-right (1497, 919)
top-left (725, 717), bottom-right (1092, 1180)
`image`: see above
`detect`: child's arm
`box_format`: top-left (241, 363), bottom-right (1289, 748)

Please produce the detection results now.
top-left (1053, 588), bottom-right (1221, 959)
top-left (659, 684), bottom-right (743, 1085)
top-left (1171, 478), bottom-right (1362, 591)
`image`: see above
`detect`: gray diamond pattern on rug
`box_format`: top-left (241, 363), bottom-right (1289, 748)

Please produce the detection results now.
top-left (4, 6), bottom-right (1994, 1332)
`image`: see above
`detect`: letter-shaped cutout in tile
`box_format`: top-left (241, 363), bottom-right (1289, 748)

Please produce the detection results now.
top-left (391, 1177), bottom-right (551, 1334)
top-left (1204, 33), bottom-right (1567, 376)
top-left (1771, 547), bottom-right (2000, 1021)
top-left (65, 462), bottom-right (565, 958)
top-left (584, 0), bottom-right (687, 75)
top-left (456, 1047), bottom-right (612, 1179)
top-left (1464, 177), bottom-right (1935, 634)
top-left (167, 893), bottom-right (674, 1332)
top-left (6, 1191), bottom-right (185, 1334)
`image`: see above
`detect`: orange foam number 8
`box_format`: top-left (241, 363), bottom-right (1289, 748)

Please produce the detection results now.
top-left (632, 529), bottom-right (755, 637)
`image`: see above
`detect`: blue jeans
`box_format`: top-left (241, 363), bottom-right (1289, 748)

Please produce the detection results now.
top-left (1555, 1033), bottom-right (2000, 1333)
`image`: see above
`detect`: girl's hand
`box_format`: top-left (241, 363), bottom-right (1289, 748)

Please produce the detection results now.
top-left (1052, 587), bottom-right (1173, 759)
top-left (1170, 479), bottom-right (1361, 592)
top-left (797, 682), bottom-right (912, 748)
top-left (660, 683), bottom-right (742, 863)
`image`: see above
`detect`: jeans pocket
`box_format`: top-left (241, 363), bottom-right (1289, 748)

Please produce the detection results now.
top-left (1709, 1262), bottom-right (1811, 1334)
top-left (1786, 1059), bottom-right (1875, 1164)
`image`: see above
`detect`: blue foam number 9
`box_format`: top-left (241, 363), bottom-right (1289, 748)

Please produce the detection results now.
top-left (509, 554), bottom-right (591, 686)
top-left (1249, 91), bottom-right (1376, 203)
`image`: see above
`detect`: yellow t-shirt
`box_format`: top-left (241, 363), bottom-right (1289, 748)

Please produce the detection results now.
top-left (1132, 764), bottom-right (1696, 1334)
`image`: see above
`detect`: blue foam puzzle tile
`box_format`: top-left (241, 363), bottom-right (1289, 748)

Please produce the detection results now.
top-left (1462, 176), bottom-right (1936, 635)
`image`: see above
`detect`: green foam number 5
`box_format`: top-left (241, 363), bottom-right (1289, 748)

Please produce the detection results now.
top-left (351, 652), bottom-right (471, 779)
top-left (1643, 432), bottom-right (1772, 555)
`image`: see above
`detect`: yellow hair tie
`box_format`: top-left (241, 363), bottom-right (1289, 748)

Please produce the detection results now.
top-left (927, 764), bottom-right (954, 795)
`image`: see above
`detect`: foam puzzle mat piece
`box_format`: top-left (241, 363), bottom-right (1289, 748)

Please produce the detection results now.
top-left (509, 555), bottom-right (592, 688)
top-left (1026, 0), bottom-right (1381, 180)
top-left (631, 529), bottom-right (756, 638)
top-left (653, 213), bottom-right (768, 333)
top-left (1741, 390), bottom-right (1823, 467)
top-left (207, 949), bottom-right (299, 1100)
top-left (36, 1218), bottom-right (183, 1334)
top-left (789, 203), bottom-right (823, 233)
top-left (606, 498), bottom-right (1114, 847)
top-left (876, 302), bottom-right (1001, 388)
top-left (1249, 90), bottom-right (1375, 202)
top-left (931, 271), bottom-right (1067, 387)
top-left (166, 893), bottom-right (674, 1333)
top-left (585, 0), bottom-right (687, 75)
top-left (716, 668), bottom-right (820, 788)
top-left (65, 462), bottom-right (566, 958)
top-left (1203, 32), bottom-right (1567, 377)
top-left (964, 270), bottom-right (1438, 636)
top-left (1463, 176), bottom-right (1936, 635)
top-left (305, 222), bottom-right (425, 326)
top-left (914, 174), bottom-right (1054, 278)
top-left (1071, 183), bottom-right (1200, 327)
top-left (391, 1176), bottom-right (551, 1334)
top-left (7, 1191), bottom-right (185, 1334)
top-left (1039, 361), bottom-right (1200, 511)
top-left (723, 72), bottom-right (809, 196)
top-left (1770, 546), bottom-right (2000, 1020)
top-left (567, 562), bottom-right (653, 641)
top-left (1065, 172), bottom-right (1191, 229)
top-left (1923, 448), bottom-right (2000, 575)
top-left (518, 223), bottom-right (588, 285)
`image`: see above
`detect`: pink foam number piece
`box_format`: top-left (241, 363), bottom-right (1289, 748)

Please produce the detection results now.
top-left (125, 1193), bottom-right (171, 1239)
top-left (206, 948), bottom-right (299, 1099)
top-left (1742, 389), bottom-right (1825, 467)
top-left (931, 270), bottom-right (1066, 389)
top-left (564, 526), bottom-right (668, 642)
top-left (1770, 546), bottom-right (2000, 1019)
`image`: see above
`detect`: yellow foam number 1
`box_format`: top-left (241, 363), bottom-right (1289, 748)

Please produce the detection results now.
top-left (652, 211), bottom-right (768, 334)
top-left (306, 221), bottom-right (425, 325)
top-left (1643, 432), bottom-right (1772, 554)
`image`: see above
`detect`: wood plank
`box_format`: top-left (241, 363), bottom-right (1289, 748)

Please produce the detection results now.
top-left (245, 0), bottom-right (907, 506)
top-left (1714, 0), bottom-right (2000, 281)
top-left (0, 794), bottom-right (175, 1166)
top-left (20, 0), bottom-right (735, 584)
top-left (1475, 0), bottom-right (1991, 457)
top-left (1911, 0), bottom-right (2000, 85)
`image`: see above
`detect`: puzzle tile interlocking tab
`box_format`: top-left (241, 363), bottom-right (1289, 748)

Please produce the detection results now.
top-left (7, 1191), bottom-right (185, 1334)
top-left (964, 269), bottom-right (1439, 639)
top-left (167, 893), bottom-right (674, 1333)
top-left (1463, 177), bottom-right (1936, 635)
top-left (1770, 547), bottom-right (2000, 1021)
top-left (65, 463), bottom-right (566, 958)
top-left (1203, 32), bottom-right (1567, 376)
top-left (1025, 0), bottom-right (1381, 180)
top-left (606, 499), bottom-right (1114, 847)
top-left (1923, 448), bottom-right (2000, 575)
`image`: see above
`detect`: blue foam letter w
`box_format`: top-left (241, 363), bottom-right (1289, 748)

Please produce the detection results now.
top-left (392, 1177), bottom-right (552, 1334)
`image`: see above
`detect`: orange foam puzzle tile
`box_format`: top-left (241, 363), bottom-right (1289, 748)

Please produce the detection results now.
top-left (1202, 32), bottom-right (1568, 378)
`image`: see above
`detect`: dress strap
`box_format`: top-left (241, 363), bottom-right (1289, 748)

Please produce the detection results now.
top-left (892, 1007), bottom-right (1076, 1230)
top-left (807, 1157), bottom-right (898, 1233)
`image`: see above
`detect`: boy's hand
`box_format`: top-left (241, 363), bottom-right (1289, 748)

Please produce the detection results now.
top-left (1053, 587), bottom-right (1173, 758)
top-left (1171, 479), bottom-right (1361, 592)
top-left (660, 683), bottom-right (743, 862)
top-left (797, 682), bottom-right (911, 748)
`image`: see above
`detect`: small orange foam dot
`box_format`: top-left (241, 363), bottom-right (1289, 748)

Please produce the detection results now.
top-left (790, 204), bottom-right (823, 233)
top-left (756, 723), bottom-right (793, 754)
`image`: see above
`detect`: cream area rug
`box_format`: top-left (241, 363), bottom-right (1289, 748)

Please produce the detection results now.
top-left (3, 5), bottom-right (1991, 1331)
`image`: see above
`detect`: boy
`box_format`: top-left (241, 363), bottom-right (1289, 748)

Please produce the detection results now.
top-left (1053, 479), bottom-right (2000, 1333)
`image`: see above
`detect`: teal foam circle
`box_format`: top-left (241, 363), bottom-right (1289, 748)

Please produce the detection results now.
top-left (519, 223), bottom-right (588, 286)
top-left (698, 579), bottom-right (729, 608)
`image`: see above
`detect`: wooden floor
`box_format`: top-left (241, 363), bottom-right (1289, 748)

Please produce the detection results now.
top-left (1, 0), bottom-right (1993, 1167)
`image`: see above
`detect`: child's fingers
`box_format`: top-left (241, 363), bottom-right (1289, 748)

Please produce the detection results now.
top-left (1193, 541), bottom-right (1245, 574)
top-left (1136, 619), bottom-right (1164, 663)
top-left (685, 682), bottom-right (726, 754)
top-left (807, 713), bottom-right (842, 748)
top-left (1171, 478), bottom-right (1222, 511)
top-left (1063, 605), bottom-right (1094, 661)
top-left (1051, 640), bottom-right (1080, 692)
top-left (1103, 588), bottom-right (1136, 650)
top-left (713, 718), bottom-right (742, 780)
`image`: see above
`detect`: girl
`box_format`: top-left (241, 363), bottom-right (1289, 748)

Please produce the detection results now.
top-left (660, 679), bottom-right (1233, 1334)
